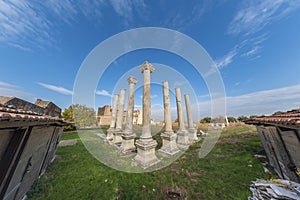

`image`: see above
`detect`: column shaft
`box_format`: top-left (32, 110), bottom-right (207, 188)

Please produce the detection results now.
top-left (184, 94), bottom-right (193, 129)
top-left (163, 81), bottom-right (173, 132)
top-left (110, 94), bottom-right (119, 129)
top-left (116, 89), bottom-right (126, 130)
top-left (175, 88), bottom-right (185, 130)
top-left (141, 68), bottom-right (151, 139)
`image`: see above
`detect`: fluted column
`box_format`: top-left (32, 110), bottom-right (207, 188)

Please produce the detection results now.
top-left (134, 61), bottom-right (160, 168)
top-left (175, 88), bottom-right (189, 149)
top-left (158, 81), bottom-right (180, 156)
top-left (120, 76), bottom-right (138, 155)
top-left (106, 94), bottom-right (119, 140)
top-left (113, 89), bottom-right (126, 144)
top-left (184, 94), bottom-right (198, 142)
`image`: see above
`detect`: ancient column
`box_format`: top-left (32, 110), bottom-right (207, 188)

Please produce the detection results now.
top-left (134, 61), bottom-right (160, 168)
top-left (119, 76), bottom-right (138, 155)
top-left (175, 88), bottom-right (189, 148)
top-left (106, 94), bottom-right (119, 141)
top-left (158, 81), bottom-right (180, 156)
top-left (113, 89), bottom-right (126, 144)
top-left (184, 94), bottom-right (198, 142)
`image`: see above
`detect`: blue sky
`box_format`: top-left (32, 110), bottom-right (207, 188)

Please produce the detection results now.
top-left (1, 0), bottom-right (300, 120)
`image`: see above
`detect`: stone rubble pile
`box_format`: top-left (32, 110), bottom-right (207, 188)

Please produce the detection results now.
top-left (248, 179), bottom-right (300, 200)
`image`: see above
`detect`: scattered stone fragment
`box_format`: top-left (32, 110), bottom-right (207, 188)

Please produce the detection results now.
top-left (263, 167), bottom-right (270, 174)
top-left (58, 139), bottom-right (77, 147)
top-left (254, 154), bottom-right (267, 159)
top-left (248, 179), bottom-right (300, 200)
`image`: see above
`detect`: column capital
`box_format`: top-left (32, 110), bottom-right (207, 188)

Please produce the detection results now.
top-left (128, 76), bottom-right (138, 85)
top-left (139, 61), bottom-right (155, 73)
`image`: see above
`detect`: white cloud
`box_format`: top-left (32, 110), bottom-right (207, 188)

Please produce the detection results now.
top-left (0, 81), bottom-right (33, 101)
top-left (37, 82), bottom-right (73, 95)
top-left (214, 48), bottom-right (238, 68)
top-left (109, 0), bottom-right (146, 24)
top-left (96, 90), bottom-right (113, 97)
top-left (228, 0), bottom-right (300, 36)
top-left (242, 46), bottom-right (261, 57)
top-left (194, 84), bottom-right (300, 119)
top-left (0, 1), bottom-right (108, 50)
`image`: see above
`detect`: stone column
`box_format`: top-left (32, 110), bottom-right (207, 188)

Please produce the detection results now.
top-left (158, 81), bottom-right (180, 156)
top-left (106, 94), bottom-right (119, 141)
top-left (134, 61), bottom-right (160, 168)
top-left (184, 94), bottom-right (198, 142)
top-left (175, 88), bottom-right (189, 149)
top-left (113, 89), bottom-right (126, 144)
top-left (120, 76), bottom-right (138, 155)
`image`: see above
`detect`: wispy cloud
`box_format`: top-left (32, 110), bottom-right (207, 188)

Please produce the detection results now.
top-left (214, 48), bottom-right (238, 68)
top-left (109, 0), bottom-right (147, 25)
top-left (242, 46), bottom-right (261, 57)
top-left (96, 90), bottom-right (113, 97)
top-left (37, 82), bottom-right (73, 95)
top-left (228, 0), bottom-right (300, 36)
top-left (0, 81), bottom-right (33, 101)
top-left (0, 1), bottom-right (107, 50)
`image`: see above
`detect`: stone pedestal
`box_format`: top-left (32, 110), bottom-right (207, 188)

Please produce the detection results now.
top-left (120, 76), bottom-right (138, 156)
top-left (134, 61), bottom-right (160, 168)
top-left (158, 81), bottom-right (180, 156)
top-left (134, 139), bottom-right (160, 168)
top-left (184, 94), bottom-right (198, 142)
top-left (113, 89), bottom-right (126, 145)
top-left (106, 94), bottom-right (119, 141)
top-left (175, 88), bottom-right (189, 149)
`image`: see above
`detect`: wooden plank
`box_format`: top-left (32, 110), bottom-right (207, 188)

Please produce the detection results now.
top-left (278, 129), bottom-right (300, 182)
top-left (269, 127), bottom-right (299, 182)
top-left (257, 126), bottom-right (275, 166)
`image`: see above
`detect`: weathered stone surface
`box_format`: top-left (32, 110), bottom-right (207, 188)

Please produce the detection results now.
top-left (106, 94), bottom-right (119, 140)
top-left (158, 81), bottom-right (180, 156)
top-left (184, 94), bottom-right (198, 142)
top-left (120, 76), bottom-right (138, 155)
top-left (175, 88), bottom-right (189, 149)
top-left (113, 89), bottom-right (126, 144)
top-left (134, 139), bottom-right (160, 169)
top-left (134, 61), bottom-right (160, 167)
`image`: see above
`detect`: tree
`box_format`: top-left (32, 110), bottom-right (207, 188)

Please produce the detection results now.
top-left (237, 115), bottom-right (248, 121)
top-left (227, 116), bottom-right (237, 123)
top-left (61, 104), bottom-right (97, 130)
top-left (200, 117), bottom-right (211, 123)
top-left (61, 105), bottom-right (76, 131)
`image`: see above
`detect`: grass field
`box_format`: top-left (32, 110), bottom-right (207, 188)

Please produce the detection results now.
top-left (27, 124), bottom-right (276, 200)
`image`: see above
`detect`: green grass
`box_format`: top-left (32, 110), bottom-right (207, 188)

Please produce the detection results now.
top-left (27, 124), bottom-right (275, 200)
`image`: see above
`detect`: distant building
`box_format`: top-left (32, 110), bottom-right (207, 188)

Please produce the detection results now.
top-left (97, 105), bottom-right (142, 126)
top-left (97, 105), bottom-right (112, 126)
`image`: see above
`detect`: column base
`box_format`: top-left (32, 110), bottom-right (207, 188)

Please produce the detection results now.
top-left (188, 128), bottom-right (198, 143)
top-left (119, 132), bottom-right (136, 156)
top-left (112, 129), bottom-right (123, 145)
top-left (134, 139), bottom-right (160, 169)
top-left (176, 129), bottom-right (190, 150)
top-left (106, 127), bottom-right (114, 141)
top-left (158, 132), bottom-right (180, 156)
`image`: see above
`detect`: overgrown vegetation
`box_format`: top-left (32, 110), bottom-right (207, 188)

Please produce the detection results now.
top-left (61, 104), bottom-right (97, 130)
top-left (27, 124), bottom-right (275, 200)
